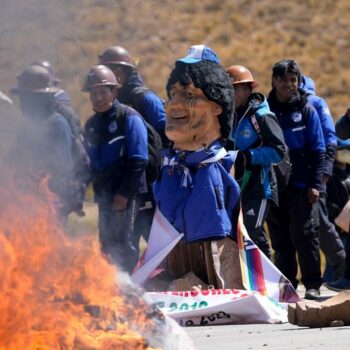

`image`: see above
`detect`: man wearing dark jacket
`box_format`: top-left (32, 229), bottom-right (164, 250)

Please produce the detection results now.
top-left (299, 75), bottom-right (346, 281)
top-left (226, 65), bottom-right (287, 259)
top-left (82, 65), bottom-right (148, 273)
top-left (267, 60), bottom-right (326, 300)
top-left (98, 46), bottom-right (166, 141)
top-left (10, 65), bottom-right (76, 221)
top-left (98, 46), bottom-right (166, 257)
top-left (324, 107), bottom-right (350, 291)
top-left (30, 60), bottom-right (90, 216)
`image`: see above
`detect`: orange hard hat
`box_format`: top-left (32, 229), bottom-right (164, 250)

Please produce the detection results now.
top-left (226, 65), bottom-right (259, 89)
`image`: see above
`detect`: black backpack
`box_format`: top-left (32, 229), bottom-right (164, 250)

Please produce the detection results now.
top-left (115, 104), bottom-right (162, 185)
top-left (250, 113), bottom-right (292, 192)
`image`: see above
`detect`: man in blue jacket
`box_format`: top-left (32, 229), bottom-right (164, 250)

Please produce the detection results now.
top-left (226, 65), bottom-right (287, 259)
top-left (267, 60), bottom-right (325, 300)
top-left (98, 46), bottom-right (166, 142)
top-left (300, 75), bottom-right (346, 281)
top-left (98, 46), bottom-right (166, 256)
top-left (153, 45), bottom-right (242, 289)
top-left (82, 65), bottom-right (148, 273)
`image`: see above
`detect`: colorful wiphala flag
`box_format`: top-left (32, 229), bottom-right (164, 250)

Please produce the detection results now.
top-left (237, 213), bottom-right (299, 303)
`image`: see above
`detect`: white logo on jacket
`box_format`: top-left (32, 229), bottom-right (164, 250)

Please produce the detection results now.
top-left (240, 127), bottom-right (252, 138)
top-left (291, 112), bottom-right (302, 123)
top-left (108, 121), bottom-right (118, 133)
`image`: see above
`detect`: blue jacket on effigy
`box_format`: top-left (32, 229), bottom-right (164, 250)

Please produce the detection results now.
top-left (300, 76), bottom-right (337, 177)
top-left (153, 140), bottom-right (241, 242)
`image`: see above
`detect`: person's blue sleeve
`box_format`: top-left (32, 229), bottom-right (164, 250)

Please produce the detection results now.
top-left (309, 96), bottom-right (336, 176)
top-left (117, 114), bottom-right (148, 198)
top-left (248, 113), bottom-right (285, 166)
top-left (337, 137), bottom-right (350, 148)
top-left (314, 97), bottom-right (337, 146)
top-left (305, 105), bottom-right (326, 189)
top-left (125, 114), bottom-right (148, 160)
top-left (141, 92), bottom-right (166, 133)
top-left (315, 97), bottom-right (336, 176)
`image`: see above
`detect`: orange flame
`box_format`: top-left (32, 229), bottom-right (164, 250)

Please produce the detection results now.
top-left (0, 171), bottom-right (160, 349)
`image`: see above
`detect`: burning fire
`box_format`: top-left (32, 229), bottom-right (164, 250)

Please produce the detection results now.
top-left (0, 170), bottom-right (164, 349)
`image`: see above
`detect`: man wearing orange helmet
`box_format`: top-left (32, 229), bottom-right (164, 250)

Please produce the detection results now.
top-left (226, 65), bottom-right (287, 259)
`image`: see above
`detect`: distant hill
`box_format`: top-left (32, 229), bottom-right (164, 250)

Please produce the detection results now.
top-left (1, 0), bottom-right (350, 120)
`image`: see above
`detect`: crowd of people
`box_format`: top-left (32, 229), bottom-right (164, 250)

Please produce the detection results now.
top-left (3, 44), bottom-right (350, 300)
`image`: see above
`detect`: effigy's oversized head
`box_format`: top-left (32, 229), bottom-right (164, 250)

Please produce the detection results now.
top-left (165, 45), bottom-right (234, 151)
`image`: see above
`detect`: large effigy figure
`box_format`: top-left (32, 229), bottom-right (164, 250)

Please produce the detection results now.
top-left (153, 45), bottom-right (243, 289)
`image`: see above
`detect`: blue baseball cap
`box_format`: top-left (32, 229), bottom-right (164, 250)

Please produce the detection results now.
top-left (177, 44), bottom-right (221, 64)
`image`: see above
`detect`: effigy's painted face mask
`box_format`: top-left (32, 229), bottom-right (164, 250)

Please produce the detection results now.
top-left (165, 82), bottom-right (222, 151)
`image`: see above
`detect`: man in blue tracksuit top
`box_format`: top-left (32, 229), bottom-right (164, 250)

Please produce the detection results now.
top-left (300, 75), bottom-right (346, 281)
top-left (153, 45), bottom-right (242, 289)
top-left (98, 46), bottom-right (167, 256)
top-left (226, 65), bottom-right (287, 259)
top-left (267, 60), bottom-right (325, 300)
top-left (82, 65), bottom-right (148, 273)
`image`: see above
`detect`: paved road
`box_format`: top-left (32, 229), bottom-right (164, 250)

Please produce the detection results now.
top-left (186, 322), bottom-right (350, 350)
top-left (185, 286), bottom-right (350, 350)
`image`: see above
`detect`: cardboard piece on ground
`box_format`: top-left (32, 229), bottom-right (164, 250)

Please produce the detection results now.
top-left (288, 291), bottom-right (350, 327)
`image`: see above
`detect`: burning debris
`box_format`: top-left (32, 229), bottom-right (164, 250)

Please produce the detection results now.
top-left (0, 167), bottom-right (193, 350)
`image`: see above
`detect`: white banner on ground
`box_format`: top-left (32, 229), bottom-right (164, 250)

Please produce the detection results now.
top-left (145, 288), bottom-right (287, 326)
top-left (131, 208), bottom-right (183, 285)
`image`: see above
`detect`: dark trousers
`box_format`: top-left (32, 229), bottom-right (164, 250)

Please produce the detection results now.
top-left (98, 195), bottom-right (139, 273)
top-left (242, 197), bottom-right (272, 259)
top-left (267, 186), bottom-right (322, 290)
top-left (318, 188), bottom-right (346, 279)
top-left (345, 239), bottom-right (350, 279)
